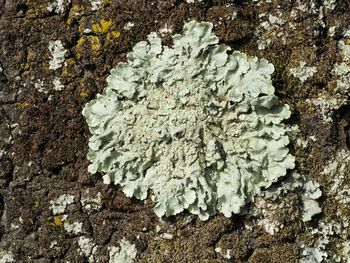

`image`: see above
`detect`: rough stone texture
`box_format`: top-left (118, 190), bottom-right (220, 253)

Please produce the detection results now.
top-left (0, 0), bottom-right (349, 262)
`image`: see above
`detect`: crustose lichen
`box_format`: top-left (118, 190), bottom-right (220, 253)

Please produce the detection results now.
top-left (83, 20), bottom-right (295, 220)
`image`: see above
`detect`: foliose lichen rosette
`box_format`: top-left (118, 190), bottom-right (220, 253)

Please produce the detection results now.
top-left (82, 21), bottom-right (295, 220)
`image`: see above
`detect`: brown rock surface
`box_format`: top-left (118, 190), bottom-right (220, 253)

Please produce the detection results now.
top-left (1, 0), bottom-right (350, 262)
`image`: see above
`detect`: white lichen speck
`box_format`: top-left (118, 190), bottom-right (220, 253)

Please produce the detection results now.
top-left (78, 236), bottom-right (98, 263)
top-left (34, 79), bottom-right (47, 93)
top-left (124, 22), bottom-right (135, 31)
top-left (53, 77), bottom-right (64, 91)
top-left (289, 61), bottom-right (317, 83)
top-left (108, 238), bottom-right (137, 263)
top-left (0, 250), bottom-right (15, 263)
top-left (49, 194), bottom-right (75, 215)
top-left (48, 40), bottom-right (66, 70)
top-left (81, 191), bottom-right (102, 212)
top-left (90, 0), bottom-right (103, 11)
top-left (47, 0), bottom-right (71, 14)
top-left (159, 24), bottom-right (173, 36)
top-left (185, 0), bottom-right (203, 3)
top-left (323, 0), bottom-right (336, 10)
top-left (64, 221), bottom-right (83, 234)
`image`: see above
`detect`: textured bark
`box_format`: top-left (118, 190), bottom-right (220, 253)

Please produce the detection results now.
top-left (0, 0), bottom-right (349, 262)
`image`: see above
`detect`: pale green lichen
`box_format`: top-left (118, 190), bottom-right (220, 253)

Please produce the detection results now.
top-left (302, 179), bottom-right (322, 222)
top-left (83, 21), bottom-right (295, 220)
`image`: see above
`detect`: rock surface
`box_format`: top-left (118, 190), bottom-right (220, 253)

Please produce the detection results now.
top-left (0, 0), bottom-right (350, 262)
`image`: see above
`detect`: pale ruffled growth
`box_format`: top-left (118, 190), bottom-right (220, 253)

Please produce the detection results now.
top-left (83, 21), bottom-right (295, 220)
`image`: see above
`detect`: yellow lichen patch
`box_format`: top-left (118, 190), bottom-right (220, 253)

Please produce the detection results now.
top-left (62, 67), bottom-right (70, 77)
top-left (53, 215), bottom-right (64, 226)
top-left (100, 0), bottom-right (112, 10)
top-left (21, 63), bottom-right (30, 71)
top-left (65, 84), bottom-right (74, 92)
top-left (27, 4), bottom-right (47, 18)
top-left (70, 4), bottom-right (84, 15)
top-left (297, 100), bottom-right (314, 114)
top-left (92, 19), bottom-right (112, 34)
top-left (34, 201), bottom-right (40, 208)
top-left (106, 31), bottom-right (121, 41)
top-left (65, 58), bottom-right (76, 65)
top-left (67, 4), bottom-right (85, 26)
top-left (76, 37), bottom-right (86, 59)
top-left (67, 18), bottom-right (73, 26)
top-left (77, 37), bottom-right (86, 48)
top-left (48, 215), bottom-right (64, 226)
top-left (76, 36), bottom-right (102, 59)
top-left (27, 51), bottom-right (34, 62)
top-left (90, 36), bottom-right (101, 51)
top-left (344, 39), bottom-right (350, 45)
top-left (62, 58), bottom-right (76, 76)
top-left (80, 89), bottom-right (89, 98)
top-left (16, 102), bottom-right (30, 109)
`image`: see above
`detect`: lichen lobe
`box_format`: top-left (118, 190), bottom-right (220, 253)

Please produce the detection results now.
top-left (83, 20), bottom-right (295, 220)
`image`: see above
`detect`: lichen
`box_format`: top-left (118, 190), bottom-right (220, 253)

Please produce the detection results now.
top-left (80, 191), bottom-right (102, 212)
top-left (0, 250), bottom-right (15, 263)
top-left (64, 221), bottom-right (83, 234)
top-left (124, 22), bottom-right (135, 31)
top-left (306, 33), bottom-right (350, 123)
top-left (92, 19), bottom-right (112, 34)
top-left (90, 0), bottom-right (103, 11)
top-left (301, 150), bottom-right (350, 262)
top-left (78, 236), bottom-right (98, 263)
top-left (289, 61), bottom-right (317, 83)
top-left (255, 11), bottom-right (286, 50)
top-left (48, 40), bottom-right (66, 70)
top-left (47, 0), bottom-right (71, 14)
top-left (34, 79), bottom-right (47, 93)
top-left (52, 77), bottom-right (64, 91)
top-left (51, 215), bottom-right (65, 226)
top-left (108, 238), bottom-right (137, 263)
top-left (106, 31), bottom-right (121, 41)
top-left (323, 0), bottom-right (337, 10)
top-left (49, 194), bottom-right (75, 215)
top-left (83, 20), bottom-right (295, 220)
top-left (301, 179), bottom-right (322, 222)
top-left (185, 0), bottom-right (203, 3)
